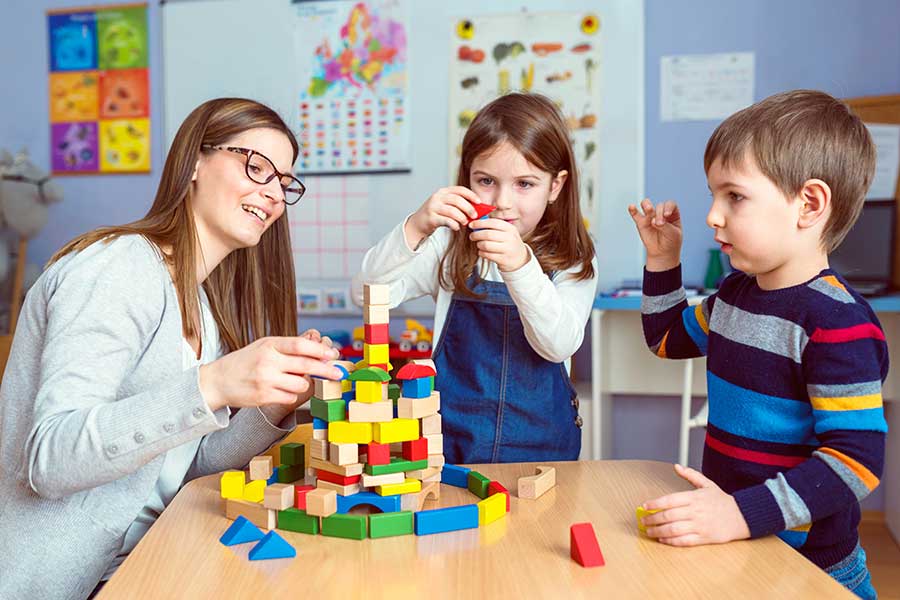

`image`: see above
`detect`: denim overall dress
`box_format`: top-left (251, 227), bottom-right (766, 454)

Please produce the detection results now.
top-left (432, 273), bottom-right (582, 464)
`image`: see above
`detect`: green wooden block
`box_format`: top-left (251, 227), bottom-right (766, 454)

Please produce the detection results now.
top-left (278, 508), bottom-right (319, 535)
top-left (311, 397), bottom-right (345, 422)
top-left (280, 442), bottom-right (305, 467)
top-left (388, 383), bottom-right (401, 401)
top-left (278, 464), bottom-right (303, 484)
top-left (467, 471), bottom-right (491, 499)
top-left (365, 457), bottom-right (428, 476)
top-left (369, 511), bottom-right (414, 539)
top-left (428, 376), bottom-right (435, 393)
top-left (321, 513), bottom-right (368, 540)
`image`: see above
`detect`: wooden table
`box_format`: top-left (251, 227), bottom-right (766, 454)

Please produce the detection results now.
top-left (99, 460), bottom-right (852, 599)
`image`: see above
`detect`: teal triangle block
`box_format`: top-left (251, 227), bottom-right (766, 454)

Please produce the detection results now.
top-left (248, 530), bottom-right (296, 560)
top-left (219, 516), bottom-right (264, 546)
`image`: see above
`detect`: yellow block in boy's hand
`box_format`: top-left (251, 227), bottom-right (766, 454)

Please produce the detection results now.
top-left (636, 506), bottom-right (661, 533)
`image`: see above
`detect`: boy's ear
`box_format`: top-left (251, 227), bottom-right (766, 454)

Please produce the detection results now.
top-left (549, 169), bottom-right (569, 204)
top-left (797, 178), bottom-right (831, 229)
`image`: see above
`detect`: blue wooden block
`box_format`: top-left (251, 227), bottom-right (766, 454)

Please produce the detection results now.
top-left (266, 467), bottom-right (279, 486)
top-left (342, 390), bottom-right (355, 401)
top-left (219, 516), bottom-right (264, 546)
top-left (441, 464), bottom-right (471, 488)
top-left (313, 417), bottom-right (327, 430)
top-left (336, 491), bottom-right (401, 514)
top-left (249, 530), bottom-right (296, 560)
top-left (414, 504), bottom-right (479, 535)
top-left (402, 379), bottom-right (431, 399)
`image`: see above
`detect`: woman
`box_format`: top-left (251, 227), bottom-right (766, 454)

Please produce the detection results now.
top-left (0, 98), bottom-right (339, 599)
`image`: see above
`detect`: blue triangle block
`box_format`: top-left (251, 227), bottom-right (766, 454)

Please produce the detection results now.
top-left (248, 530), bottom-right (296, 560)
top-left (219, 516), bottom-right (264, 546)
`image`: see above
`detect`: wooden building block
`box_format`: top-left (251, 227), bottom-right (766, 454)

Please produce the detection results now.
top-left (397, 392), bottom-right (440, 419)
top-left (294, 484), bottom-right (315, 510)
top-left (365, 457), bottom-right (427, 476)
top-left (314, 378), bottom-right (344, 400)
top-left (363, 283), bottom-right (390, 305)
top-left (477, 492), bottom-right (507, 526)
top-left (329, 442), bottom-right (359, 466)
top-left (488, 481), bottom-right (511, 512)
top-left (467, 471), bottom-right (491, 499)
top-left (321, 513), bottom-right (368, 540)
top-left (243, 479), bottom-right (267, 503)
top-left (336, 491), bottom-right (401, 514)
top-left (405, 466), bottom-right (440, 480)
top-left (401, 379), bottom-right (431, 399)
top-left (355, 380), bottom-right (386, 404)
top-left (349, 400), bottom-right (393, 423)
top-left (366, 442), bottom-right (390, 466)
top-left (441, 464), bottom-right (471, 488)
top-left (219, 515), bottom-right (264, 546)
top-left (313, 428), bottom-right (327, 441)
top-left (362, 471), bottom-right (405, 487)
top-left (310, 438), bottom-right (329, 461)
top-left (311, 397), bottom-right (346, 422)
top-left (317, 480), bottom-right (361, 496)
top-left (420, 413), bottom-right (442, 436)
top-left (427, 454), bottom-right (445, 468)
top-left (635, 506), bottom-right (661, 533)
top-left (279, 442), bottom-right (305, 467)
top-left (388, 383), bottom-right (401, 401)
top-left (369, 511), bottom-right (414, 539)
top-left (309, 457), bottom-right (364, 477)
top-left (373, 418), bottom-right (419, 444)
top-left (517, 466), bottom-right (556, 500)
top-left (225, 498), bottom-right (275, 531)
top-left (249, 456), bottom-right (273, 481)
top-left (363, 343), bottom-right (390, 365)
top-left (248, 530), bottom-right (295, 560)
top-left (363, 304), bottom-right (389, 325)
top-left (328, 421), bottom-right (373, 444)
top-left (305, 488), bottom-right (338, 517)
top-left (364, 323), bottom-right (390, 344)
top-left (571, 522), bottom-right (605, 567)
top-left (220, 470), bottom-right (245, 499)
top-left (416, 481), bottom-right (440, 511)
top-left (402, 437), bottom-right (428, 461)
top-left (317, 469), bottom-right (361, 487)
top-left (414, 504), bottom-right (478, 535)
top-left (424, 433), bottom-right (443, 455)
top-left (277, 464), bottom-right (303, 484)
top-left (375, 478), bottom-right (422, 496)
top-left (263, 483), bottom-right (294, 511)
top-left (277, 508), bottom-right (319, 535)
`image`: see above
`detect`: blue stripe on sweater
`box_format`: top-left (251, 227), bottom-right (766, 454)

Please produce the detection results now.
top-left (813, 407), bottom-right (888, 435)
top-left (682, 305), bottom-right (708, 354)
top-left (707, 373), bottom-right (818, 445)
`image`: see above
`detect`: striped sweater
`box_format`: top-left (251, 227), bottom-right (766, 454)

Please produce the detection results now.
top-left (642, 265), bottom-right (888, 569)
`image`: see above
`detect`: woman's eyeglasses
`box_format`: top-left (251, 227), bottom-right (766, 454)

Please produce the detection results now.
top-left (201, 144), bottom-right (305, 205)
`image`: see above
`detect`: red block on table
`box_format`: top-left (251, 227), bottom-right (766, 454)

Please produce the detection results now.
top-left (488, 481), bottom-right (511, 512)
top-left (570, 522), bottom-right (605, 567)
top-left (402, 437), bottom-right (428, 461)
top-left (367, 442), bottom-right (390, 465)
top-left (316, 470), bottom-right (361, 486)
top-left (365, 323), bottom-right (390, 344)
top-left (294, 485), bottom-right (315, 510)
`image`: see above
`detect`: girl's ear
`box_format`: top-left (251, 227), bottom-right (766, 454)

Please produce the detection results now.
top-left (549, 169), bottom-right (568, 204)
top-left (191, 159), bottom-right (200, 182)
top-left (797, 178), bottom-right (830, 230)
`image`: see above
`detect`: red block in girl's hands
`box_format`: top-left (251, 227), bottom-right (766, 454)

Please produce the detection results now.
top-left (467, 202), bottom-right (496, 223)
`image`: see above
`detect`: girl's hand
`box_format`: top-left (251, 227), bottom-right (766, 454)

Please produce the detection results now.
top-left (627, 198), bottom-right (683, 272)
top-left (198, 336), bottom-right (341, 413)
top-left (405, 186), bottom-right (482, 248)
top-left (468, 218), bottom-right (530, 272)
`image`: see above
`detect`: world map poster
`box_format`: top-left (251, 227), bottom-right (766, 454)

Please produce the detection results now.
top-left (294, 0), bottom-right (411, 175)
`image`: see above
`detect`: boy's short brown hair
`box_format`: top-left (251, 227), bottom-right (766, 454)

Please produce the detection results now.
top-left (704, 89), bottom-right (876, 253)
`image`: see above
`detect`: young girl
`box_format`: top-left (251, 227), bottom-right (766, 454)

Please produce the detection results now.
top-left (0, 98), bottom-right (342, 599)
top-left (352, 93), bottom-right (597, 464)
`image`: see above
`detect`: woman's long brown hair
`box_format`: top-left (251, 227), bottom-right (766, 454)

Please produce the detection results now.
top-left (49, 98), bottom-right (299, 351)
top-left (439, 93), bottom-right (595, 297)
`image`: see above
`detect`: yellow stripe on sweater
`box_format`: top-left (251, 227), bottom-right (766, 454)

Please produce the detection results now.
top-left (657, 331), bottom-right (670, 358)
top-left (694, 304), bottom-right (709, 334)
top-left (810, 394), bottom-right (883, 411)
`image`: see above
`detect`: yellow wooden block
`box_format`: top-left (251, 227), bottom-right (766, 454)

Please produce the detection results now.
top-left (373, 418), bottom-right (419, 444)
top-left (328, 420), bottom-right (373, 444)
top-left (375, 478), bottom-right (422, 496)
top-left (478, 492), bottom-right (507, 526)
top-left (355, 380), bottom-right (384, 403)
top-left (220, 470), bottom-right (245, 499)
top-left (242, 479), bottom-right (266, 503)
top-left (636, 506), bottom-right (661, 533)
top-left (364, 343), bottom-right (390, 365)
top-left (341, 379), bottom-right (353, 393)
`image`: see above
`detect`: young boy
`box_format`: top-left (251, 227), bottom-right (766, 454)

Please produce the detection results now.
top-left (629, 89), bottom-right (886, 599)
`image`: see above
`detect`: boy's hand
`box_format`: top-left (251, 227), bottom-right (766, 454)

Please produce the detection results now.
top-left (468, 218), bottom-right (530, 272)
top-left (640, 464), bottom-right (751, 546)
top-left (627, 198), bottom-right (683, 272)
top-left (406, 186), bottom-right (481, 249)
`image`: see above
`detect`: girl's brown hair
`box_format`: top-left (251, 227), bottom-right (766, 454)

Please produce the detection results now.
top-left (439, 93), bottom-right (594, 296)
top-left (50, 98), bottom-right (299, 351)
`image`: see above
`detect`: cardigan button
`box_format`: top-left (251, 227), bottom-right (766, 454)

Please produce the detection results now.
top-left (163, 422), bottom-right (175, 433)
top-left (134, 432), bottom-right (145, 444)
top-left (107, 444), bottom-right (119, 455)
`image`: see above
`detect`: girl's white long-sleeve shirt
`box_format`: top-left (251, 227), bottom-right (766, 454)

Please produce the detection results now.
top-left (351, 217), bottom-right (599, 366)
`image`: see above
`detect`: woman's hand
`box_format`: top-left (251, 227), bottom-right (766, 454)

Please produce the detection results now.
top-left (405, 186), bottom-right (483, 249)
top-left (198, 336), bottom-right (341, 413)
top-left (468, 218), bottom-right (530, 272)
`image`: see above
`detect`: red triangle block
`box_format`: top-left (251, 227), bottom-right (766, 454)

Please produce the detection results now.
top-left (468, 202), bottom-right (496, 222)
top-left (570, 522), bottom-right (604, 567)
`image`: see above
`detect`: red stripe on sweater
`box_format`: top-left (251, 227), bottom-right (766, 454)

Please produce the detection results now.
top-left (705, 432), bottom-right (807, 468)
top-left (810, 323), bottom-right (885, 344)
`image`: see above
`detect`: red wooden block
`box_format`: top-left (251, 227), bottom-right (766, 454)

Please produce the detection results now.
top-left (316, 470), bottom-right (361, 486)
top-left (570, 522), bottom-right (604, 567)
top-left (367, 442), bottom-right (390, 466)
top-left (467, 202), bottom-right (496, 222)
top-left (365, 323), bottom-right (390, 344)
top-left (402, 437), bottom-right (428, 461)
top-left (294, 484), bottom-right (315, 510)
top-left (488, 481), bottom-right (511, 512)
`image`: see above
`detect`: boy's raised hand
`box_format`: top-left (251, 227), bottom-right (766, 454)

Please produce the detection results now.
top-left (627, 198), bottom-right (683, 271)
top-left (640, 464), bottom-right (751, 546)
top-left (405, 186), bottom-right (482, 249)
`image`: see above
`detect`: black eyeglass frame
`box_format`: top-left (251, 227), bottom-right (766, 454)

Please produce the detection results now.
top-left (201, 144), bottom-right (306, 205)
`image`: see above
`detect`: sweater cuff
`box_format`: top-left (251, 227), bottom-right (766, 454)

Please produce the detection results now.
top-left (499, 245), bottom-right (541, 283)
top-left (643, 264), bottom-right (683, 296)
top-left (733, 484), bottom-right (787, 539)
